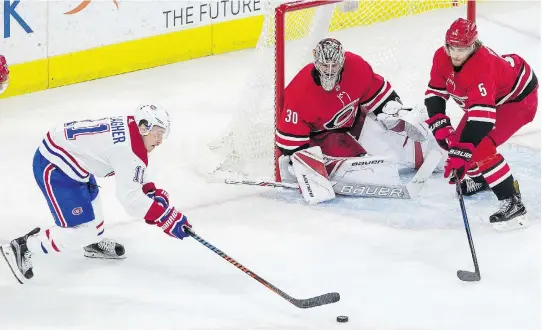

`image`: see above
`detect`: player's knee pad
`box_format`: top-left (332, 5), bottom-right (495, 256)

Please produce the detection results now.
top-left (309, 131), bottom-right (366, 158)
top-left (472, 137), bottom-right (498, 165)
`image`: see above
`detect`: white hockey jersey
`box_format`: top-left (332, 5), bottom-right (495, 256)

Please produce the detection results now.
top-left (38, 116), bottom-right (157, 220)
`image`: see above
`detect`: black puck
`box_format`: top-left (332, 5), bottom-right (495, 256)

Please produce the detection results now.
top-left (336, 315), bottom-right (348, 323)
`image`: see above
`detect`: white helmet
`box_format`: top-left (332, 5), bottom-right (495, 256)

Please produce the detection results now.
top-left (134, 104), bottom-right (171, 138)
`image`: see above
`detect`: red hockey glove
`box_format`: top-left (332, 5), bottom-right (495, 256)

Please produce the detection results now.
top-left (142, 182), bottom-right (170, 208)
top-left (155, 207), bottom-right (192, 240)
top-left (426, 113), bottom-right (458, 151)
top-left (444, 141), bottom-right (474, 182)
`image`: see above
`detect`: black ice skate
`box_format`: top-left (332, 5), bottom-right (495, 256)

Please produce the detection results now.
top-left (490, 182), bottom-right (527, 231)
top-left (83, 239), bottom-right (126, 259)
top-left (460, 177), bottom-right (490, 196)
top-left (0, 227), bottom-right (40, 284)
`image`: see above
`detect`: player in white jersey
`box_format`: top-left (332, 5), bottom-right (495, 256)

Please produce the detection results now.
top-left (0, 55), bottom-right (9, 94)
top-left (1, 104), bottom-right (192, 284)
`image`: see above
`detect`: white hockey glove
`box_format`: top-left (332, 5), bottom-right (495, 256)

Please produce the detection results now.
top-left (291, 147), bottom-right (335, 204)
top-left (376, 101), bottom-right (429, 142)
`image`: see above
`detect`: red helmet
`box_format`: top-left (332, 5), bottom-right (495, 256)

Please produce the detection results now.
top-left (0, 55), bottom-right (9, 84)
top-left (445, 18), bottom-right (478, 48)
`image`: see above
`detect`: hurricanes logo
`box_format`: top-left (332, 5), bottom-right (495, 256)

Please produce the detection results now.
top-left (324, 100), bottom-right (358, 130)
top-left (64, 0), bottom-right (119, 15)
top-left (450, 93), bottom-right (468, 109)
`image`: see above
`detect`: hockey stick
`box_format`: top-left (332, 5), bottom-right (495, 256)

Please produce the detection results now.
top-left (454, 173), bottom-right (481, 282)
top-left (225, 148), bottom-right (443, 200)
top-left (185, 227), bottom-right (340, 308)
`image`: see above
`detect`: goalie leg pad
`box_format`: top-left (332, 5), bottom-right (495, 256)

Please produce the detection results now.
top-left (291, 147), bottom-right (336, 204)
top-left (325, 155), bottom-right (400, 185)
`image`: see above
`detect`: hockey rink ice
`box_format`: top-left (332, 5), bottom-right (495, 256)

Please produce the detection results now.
top-left (0, 2), bottom-right (540, 330)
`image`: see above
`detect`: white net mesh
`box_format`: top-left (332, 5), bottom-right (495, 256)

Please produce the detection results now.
top-left (206, 0), bottom-right (471, 182)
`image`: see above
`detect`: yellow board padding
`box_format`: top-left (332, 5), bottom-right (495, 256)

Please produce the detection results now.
top-left (0, 59), bottom-right (48, 99)
top-left (48, 25), bottom-right (213, 88)
top-left (212, 15), bottom-right (264, 54)
top-left (330, 0), bottom-right (469, 31)
top-left (0, 1), bottom-right (471, 99)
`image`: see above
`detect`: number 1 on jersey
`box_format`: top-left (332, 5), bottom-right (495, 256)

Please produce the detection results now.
top-left (64, 119), bottom-right (110, 140)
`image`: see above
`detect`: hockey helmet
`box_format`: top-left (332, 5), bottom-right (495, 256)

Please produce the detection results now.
top-left (313, 38), bottom-right (345, 91)
top-left (445, 18), bottom-right (478, 48)
top-left (134, 104), bottom-right (171, 138)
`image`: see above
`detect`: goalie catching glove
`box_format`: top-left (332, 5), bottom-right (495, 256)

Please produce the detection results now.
top-left (376, 101), bottom-right (429, 142)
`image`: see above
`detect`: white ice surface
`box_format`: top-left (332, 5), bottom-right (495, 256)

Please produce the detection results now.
top-left (0, 2), bottom-right (540, 330)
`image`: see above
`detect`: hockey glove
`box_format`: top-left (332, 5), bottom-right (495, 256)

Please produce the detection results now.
top-left (425, 113), bottom-right (457, 151)
top-left (142, 182), bottom-right (170, 208)
top-left (156, 207), bottom-right (191, 239)
top-left (377, 100), bottom-right (410, 132)
top-left (444, 141), bottom-right (474, 182)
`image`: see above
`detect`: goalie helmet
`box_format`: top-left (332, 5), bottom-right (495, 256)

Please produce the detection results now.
top-left (134, 104), bottom-right (171, 138)
top-left (313, 38), bottom-right (345, 92)
top-left (445, 18), bottom-right (478, 48)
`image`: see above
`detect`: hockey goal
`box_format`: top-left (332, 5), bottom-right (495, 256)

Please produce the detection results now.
top-left (204, 0), bottom-right (476, 182)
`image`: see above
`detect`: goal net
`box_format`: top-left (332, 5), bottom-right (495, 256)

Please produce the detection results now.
top-left (204, 0), bottom-right (475, 183)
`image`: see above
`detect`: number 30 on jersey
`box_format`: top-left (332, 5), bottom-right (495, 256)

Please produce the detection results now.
top-left (285, 109), bottom-right (298, 124)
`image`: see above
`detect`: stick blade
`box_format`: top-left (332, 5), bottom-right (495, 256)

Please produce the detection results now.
top-left (457, 270), bottom-right (481, 282)
top-left (292, 292), bottom-right (341, 309)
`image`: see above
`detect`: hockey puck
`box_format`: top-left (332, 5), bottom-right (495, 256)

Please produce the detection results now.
top-left (336, 316), bottom-right (349, 323)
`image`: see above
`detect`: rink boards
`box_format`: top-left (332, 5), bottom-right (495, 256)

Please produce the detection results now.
top-left (0, 0), bottom-right (467, 99)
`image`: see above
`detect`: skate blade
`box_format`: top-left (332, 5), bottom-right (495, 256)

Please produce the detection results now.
top-left (84, 251), bottom-right (126, 260)
top-left (1, 245), bottom-right (25, 284)
top-left (492, 215), bottom-right (528, 232)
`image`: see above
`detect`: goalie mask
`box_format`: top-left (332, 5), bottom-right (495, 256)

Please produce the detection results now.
top-left (313, 38), bottom-right (345, 92)
top-left (134, 104), bottom-right (171, 139)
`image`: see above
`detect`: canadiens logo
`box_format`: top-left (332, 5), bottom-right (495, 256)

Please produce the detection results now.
top-left (72, 207), bottom-right (83, 215)
top-left (324, 99), bottom-right (359, 130)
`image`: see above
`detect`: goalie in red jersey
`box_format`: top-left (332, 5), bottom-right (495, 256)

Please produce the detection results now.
top-left (425, 18), bottom-right (538, 230)
top-left (275, 38), bottom-right (435, 204)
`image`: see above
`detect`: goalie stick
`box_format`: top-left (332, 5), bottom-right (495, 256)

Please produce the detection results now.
top-left (225, 148), bottom-right (443, 200)
top-left (185, 227), bottom-right (340, 309)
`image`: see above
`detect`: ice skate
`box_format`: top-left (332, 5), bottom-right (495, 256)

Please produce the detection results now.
top-left (0, 227), bottom-right (40, 284)
top-left (490, 181), bottom-right (527, 231)
top-left (83, 239), bottom-right (126, 259)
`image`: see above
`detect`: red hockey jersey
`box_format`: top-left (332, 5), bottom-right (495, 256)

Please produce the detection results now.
top-left (425, 45), bottom-right (537, 144)
top-left (276, 51), bottom-right (398, 154)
